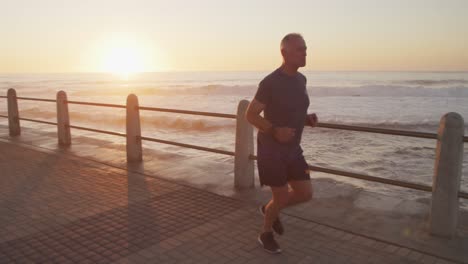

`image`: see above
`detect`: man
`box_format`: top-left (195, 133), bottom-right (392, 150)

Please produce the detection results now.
top-left (245, 33), bottom-right (318, 254)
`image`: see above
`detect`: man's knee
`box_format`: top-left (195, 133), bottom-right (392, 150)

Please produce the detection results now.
top-left (274, 196), bottom-right (289, 209)
top-left (271, 185), bottom-right (290, 208)
top-left (272, 193), bottom-right (290, 209)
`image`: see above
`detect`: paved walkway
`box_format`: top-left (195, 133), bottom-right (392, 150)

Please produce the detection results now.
top-left (0, 140), bottom-right (462, 263)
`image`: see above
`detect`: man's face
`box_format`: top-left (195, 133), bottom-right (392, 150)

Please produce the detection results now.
top-left (283, 37), bottom-right (307, 68)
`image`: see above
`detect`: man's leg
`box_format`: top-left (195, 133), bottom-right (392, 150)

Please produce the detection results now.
top-left (258, 185), bottom-right (288, 254)
top-left (286, 179), bottom-right (313, 207)
top-left (263, 185), bottom-right (289, 232)
top-left (285, 153), bottom-right (313, 208)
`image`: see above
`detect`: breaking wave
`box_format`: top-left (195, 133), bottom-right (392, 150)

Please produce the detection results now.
top-left (4, 108), bottom-right (464, 134)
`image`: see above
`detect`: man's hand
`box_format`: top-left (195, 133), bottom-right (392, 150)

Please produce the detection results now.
top-left (307, 113), bottom-right (318, 127)
top-left (273, 127), bottom-right (296, 143)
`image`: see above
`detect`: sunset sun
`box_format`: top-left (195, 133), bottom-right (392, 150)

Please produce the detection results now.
top-left (98, 37), bottom-right (165, 76)
top-left (102, 46), bottom-right (145, 76)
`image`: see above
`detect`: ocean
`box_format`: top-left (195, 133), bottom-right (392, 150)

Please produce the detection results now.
top-left (1, 71), bottom-right (467, 201)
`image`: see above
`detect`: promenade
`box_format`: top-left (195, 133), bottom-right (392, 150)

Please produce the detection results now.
top-left (0, 125), bottom-right (466, 263)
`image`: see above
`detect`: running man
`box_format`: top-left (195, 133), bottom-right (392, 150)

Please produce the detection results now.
top-left (245, 33), bottom-right (318, 254)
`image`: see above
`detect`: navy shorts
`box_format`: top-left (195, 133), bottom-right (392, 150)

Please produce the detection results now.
top-left (257, 142), bottom-right (310, 187)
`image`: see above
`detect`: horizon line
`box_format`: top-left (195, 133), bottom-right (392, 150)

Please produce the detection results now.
top-left (1, 69), bottom-right (468, 75)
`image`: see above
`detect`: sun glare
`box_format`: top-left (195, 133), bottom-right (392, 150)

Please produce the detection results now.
top-left (102, 46), bottom-right (145, 76)
top-left (98, 36), bottom-right (165, 77)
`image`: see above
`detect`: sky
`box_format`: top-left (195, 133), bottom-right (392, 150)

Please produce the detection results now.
top-left (1, 0), bottom-right (467, 73)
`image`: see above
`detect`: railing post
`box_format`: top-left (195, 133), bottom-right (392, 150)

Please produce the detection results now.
top-left (430, 112), bottom-right (464, 238)
top-left (7, 88), bottom-right (20, 136)
top-left (56, 91), bottom-right (71, 146)
top-left (126, 94), bottom-right (142, 162)
top-left (234, 99), bottom-right (254, 189)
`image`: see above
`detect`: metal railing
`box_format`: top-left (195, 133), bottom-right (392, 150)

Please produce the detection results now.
top-left (0, 95), bottom-right (235, 155)
top-left (0, 92), bottom-right (467, 201)
top-left (317, 123), bottom-right (440, 140)
top-left (139, 136), bottom-right (235, 156)
top-left (139, 106), bottom-right (236, 119)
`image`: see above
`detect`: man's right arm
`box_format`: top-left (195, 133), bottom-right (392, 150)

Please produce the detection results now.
top-left (245, 99), bottom-right (296, 143)
top-left (245, 99), bottom-right (273, 133)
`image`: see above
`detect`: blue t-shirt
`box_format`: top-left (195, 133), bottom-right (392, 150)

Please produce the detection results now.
top-left (254, 68), bottom-right (310, 149)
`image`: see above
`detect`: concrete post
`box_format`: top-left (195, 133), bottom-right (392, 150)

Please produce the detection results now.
top-left (56, 91), bottom-right (71, 146)
top-left (234, 100), bottom-right (254, 189)
top-left (7, 88), bottom-right (20, 136)
top-left (430, 112), bottom-right (464, 238)
top-left (126, 94), bottom-right (142, 162)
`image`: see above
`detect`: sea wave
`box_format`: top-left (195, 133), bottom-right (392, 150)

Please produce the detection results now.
top-left (183, 84), bottom-right (468, 98)
top-left (309, 85), bottom-right (468, 97)
top-left (8, 109), bottom-right (235, 132)
top-left (3, 108), bottom-right (465, 134)
top-left (399, 79), bottom-right (468, 86)
top-left (3, 81), bottom-right (468, 98)
top-left (62, 84), bottom-right (468, 98)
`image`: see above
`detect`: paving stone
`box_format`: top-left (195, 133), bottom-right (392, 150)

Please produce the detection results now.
top-left (0, 139), bottom-right (462, 264)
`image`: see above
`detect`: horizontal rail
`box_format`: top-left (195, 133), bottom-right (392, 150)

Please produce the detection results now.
top-left (310, 164), bottom-right (468, 199)
top-left (0, 115), bottom-right (8, 118)
top-left (0, 96), bottom-right (6, 99)
top-left (249, 154), bottom-right (468, 199)
top-left (139, 136), bottom-right (235, 156)
top-left (2, 96), bottom-right (465, 141)
top-left (16, 97), bottom-right (56, 103)
top-left (309, 164), bottom-right (432, 192)
top-left (66, 101), bottom-right (127, 109)
top-left (317, 123), bottom-right (438, 140)
top-left (19, 117), bottom-right (57, 126)
top-left (66, 125), bottom-right (127, 137)
top-left (3, 96), bottom-right (235, 118)
top-left (139, 106), bottom-right (237, 119)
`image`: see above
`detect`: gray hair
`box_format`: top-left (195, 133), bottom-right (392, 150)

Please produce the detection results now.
top-left (280, 33), bottom-right (304, 50)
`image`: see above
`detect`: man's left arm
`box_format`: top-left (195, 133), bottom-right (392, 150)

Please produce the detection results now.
top-left (305, 113), bottom-right (318, 127)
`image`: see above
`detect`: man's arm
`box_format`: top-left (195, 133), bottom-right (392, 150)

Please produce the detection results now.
top-left (305, 113), bottom-right (318, 127)
top-left (245, 99), bottom-right (272, 133)
top-left (245, 99), bottom-right (296, 143)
